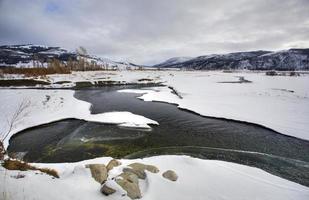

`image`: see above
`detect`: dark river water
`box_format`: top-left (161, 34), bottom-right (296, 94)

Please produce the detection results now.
top-left (8, 85), bottom-right (309, 186)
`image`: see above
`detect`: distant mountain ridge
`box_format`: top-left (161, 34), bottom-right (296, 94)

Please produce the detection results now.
top-left (154, 49), bottom-right (309, 70)
top-left (1, 45), bottom-right (308, 70)
top-left (0, 44), bottom-right (138, 69)
top-left (153, 57), bottom-right (193, 68)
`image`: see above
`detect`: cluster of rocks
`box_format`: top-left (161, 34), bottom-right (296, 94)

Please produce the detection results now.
top-left (86, 159), bottom-right (178, 199)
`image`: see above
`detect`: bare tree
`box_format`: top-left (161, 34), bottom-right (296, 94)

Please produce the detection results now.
top-left (75, 46), bottom-right (89, 71)
top-left (0, 99), bottom-right (30, 160)
top-left (76, 46), bottom-right (88, 56)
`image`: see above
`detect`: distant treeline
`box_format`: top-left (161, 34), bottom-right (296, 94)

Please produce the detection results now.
top-left (0, 57), bottom-right (116, 76)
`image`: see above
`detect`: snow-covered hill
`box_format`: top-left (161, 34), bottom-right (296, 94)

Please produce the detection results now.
top-left (153, 49), bottom-right (309, 70)
top-left (0, 44), bottom-right (138, 70)
top-left (153, 57), bottom-right (193, 68)
top-left (2, 45), bottom-right (308, 70)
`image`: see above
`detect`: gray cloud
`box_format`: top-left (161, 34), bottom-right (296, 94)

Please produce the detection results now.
top-left (0, 0), bottom-right (308, 64)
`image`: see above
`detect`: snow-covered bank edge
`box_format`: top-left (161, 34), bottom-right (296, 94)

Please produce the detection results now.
top-left (118, 71), bottom-right (309, 141)
top-left (0, 89), bottom-right (158, 149)
top-left (3, 70), bottom-right (308, 141)
top-left (1, 155), bottom-right (309, 200)
top-left (119, 87), bottom-right (308, 141)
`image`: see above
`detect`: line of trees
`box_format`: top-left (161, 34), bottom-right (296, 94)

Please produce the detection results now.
top-left (0, 46), bottom-right (147, 76)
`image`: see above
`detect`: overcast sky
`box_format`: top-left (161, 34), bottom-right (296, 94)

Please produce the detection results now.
top-left (0, 0), bottom-right (308, 65)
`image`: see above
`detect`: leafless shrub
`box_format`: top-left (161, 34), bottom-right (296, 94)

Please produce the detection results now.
top-left (3, 159), bottom-right (59, 178)
top-left (0, 100), bottom-right (30, 160)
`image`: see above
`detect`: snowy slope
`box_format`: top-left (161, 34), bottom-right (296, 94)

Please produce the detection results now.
top-left (153, 57), bottom-right (193, 68)
top-left (0, 44), bottom-right (138, 70)
top-left (153, 49), bottom-right (309, 70)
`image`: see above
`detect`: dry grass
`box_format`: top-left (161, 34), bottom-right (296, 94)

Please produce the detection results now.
top-left (1, 59), bottom-right (105, 76)
top-left (1, 58), bottom-right (72, 76)
top-left (2, 159), bottom-right (59, 178)
top-left (38, 168), bottom-right (60, 178)
top-left (0, 56), bottom-right (128, 77)
top-left (1, 66), bottom-right (71, 76)
top-left (2, 159), bottom-right (35, 171)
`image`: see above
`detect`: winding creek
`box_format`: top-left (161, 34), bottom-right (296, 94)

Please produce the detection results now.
top-left (8, 85), bottom-right (309, 186)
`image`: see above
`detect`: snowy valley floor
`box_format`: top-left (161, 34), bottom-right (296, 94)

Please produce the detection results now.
top-left (1, 70), bottom-right (309, 199)
top-left (7, 69), bottom-right (307, 140)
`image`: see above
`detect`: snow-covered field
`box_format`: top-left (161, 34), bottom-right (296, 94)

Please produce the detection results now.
top-left (44, 70), bottom-right (309, 140)
top-left (116, 70), bottom-right (309, 140)
top-left (1, 70), bottom-right (309, 200)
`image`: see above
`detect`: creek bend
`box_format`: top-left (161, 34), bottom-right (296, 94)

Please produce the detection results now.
top-left (8, 85), bottom-right (309, 186)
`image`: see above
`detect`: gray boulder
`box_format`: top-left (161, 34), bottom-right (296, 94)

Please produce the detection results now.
top-left (106, 159), bottom-right (121, 172)
top-left (116, 172), bottom-right (141, 199)
top-left (162, 170), bottom-right (178, 181)
top-left (100, 184), bottom-right (116, 196)
top-left (123, 167), bottom-right (146, 180)
top-left (86, 164), bottom-right (108, 184)
top-left (128, 163), bottom-right (159, 173)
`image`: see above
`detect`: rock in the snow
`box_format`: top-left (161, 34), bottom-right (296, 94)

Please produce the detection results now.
top-left (116, 172), bottom-right (141, 199)
top-left (128, 163), bottom-right (159, 173)
top-left (106, 159), bottom-right (121, 171)
top-left (119, 171), bottom-right (139, 184)
top-left (100, 184), bottom-right (116, 196)
top-left (86, 164), bottom-right (108, 184)
top-left (162, 170), bottom-right (178, 181)
top-left (123, 167), bottom-right (146, 180)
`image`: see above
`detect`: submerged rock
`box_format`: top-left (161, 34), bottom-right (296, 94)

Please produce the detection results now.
top-left (116, 172), bottom-right (141, 199)
top-left (162, 170), bottom-right (178, 181)
top-left (106, 159), bottom-right (121, 172)
top-left (128, 162), bottom-right (159, 173)
top-left (86, 164), bottom-right (108, 184)
top-left (100, 184), bottom-right (116, 196)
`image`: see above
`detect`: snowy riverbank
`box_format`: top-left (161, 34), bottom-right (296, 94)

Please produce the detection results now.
top-left (117, 70), bottom-right (309, 140)
top-left (0, 89), bottom-right (158, 149)
top-left (29, 70), bottom-right (309, 140)
top-left (1, 70), bottom-right (308, 199)
top-left (1, 155), bottom-right (309, 200)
